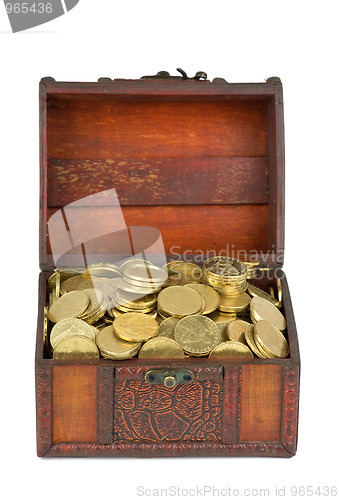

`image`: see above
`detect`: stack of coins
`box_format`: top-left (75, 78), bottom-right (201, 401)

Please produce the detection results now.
top-left (250, 296), bottom-right (286, 331)
top-left (202, 256), bottom-right (248, 296)
top-left (112, 289), bottom-right (157, 315)
top-left (78, 288), bottom-right (107, 325)
top-left (96, 324), bottom-right (142, 360)
top-left (46, 257), bottom-right (289, 361)
top-left (119, 260), bottom-right (167, 295)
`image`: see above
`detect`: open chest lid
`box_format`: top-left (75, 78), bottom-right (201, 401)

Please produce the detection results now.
top-left (40, 70), bottom-right (284, 272)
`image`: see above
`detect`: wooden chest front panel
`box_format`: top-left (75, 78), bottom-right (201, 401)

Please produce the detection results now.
top-left (52, 365), bottom-right (97, 443)
top-left (114, 379), bottom-right (222, 442)
top-left (113, 366), bottom-right (224, 443)
top-left (36, 362), bottom-right (296, 454)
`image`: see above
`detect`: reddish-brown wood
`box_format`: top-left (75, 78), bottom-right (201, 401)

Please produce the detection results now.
top-left (47, 157), bottom-right (269, 207)
top-left (52, 365), bottom-right (97, 443)
top-left (45, 204), bottom-right (269, 267)
top-left (47, 96), bottom-right (267, 159)
top-left (36, 75), bottom-right (299, 458)
top-left (239, 364), bottom-right (283, 442)
top-left (222, 366), bottom-right (240, 444)
top-left (40, 77), bottom-right (284, 270)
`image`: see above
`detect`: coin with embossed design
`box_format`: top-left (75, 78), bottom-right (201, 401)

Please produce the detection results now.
top-left (174, 315), bottom-right (220, 356)
top-left (50, 317), bottom-right (96, 349)
top-left (53, 335), bottom-right (99, 359)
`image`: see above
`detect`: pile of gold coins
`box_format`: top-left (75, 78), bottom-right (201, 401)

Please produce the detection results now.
top-left (45, 256), bottom-right (289, 361)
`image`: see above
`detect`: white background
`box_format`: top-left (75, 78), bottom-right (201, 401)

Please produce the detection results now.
top-left (1, 1), bottom-right (338, 498)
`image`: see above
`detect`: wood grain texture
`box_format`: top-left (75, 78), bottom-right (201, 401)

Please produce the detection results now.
top-left (240, 364), bottom-right (282, 442)
top-left (53, 365), bottom-right (97, 443)
top-left (222, 366), bottom-right (240, 444)
top-left (97, 366), bottom-right (114, 445)
top-left (47, 157), bottom-right (269, 207)
top-left (45, 204), bottom-right (269, 266)
top-left (47, 97), bottom-right (268, 160)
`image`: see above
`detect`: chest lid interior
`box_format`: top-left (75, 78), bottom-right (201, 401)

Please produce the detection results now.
top-left (40, 71), bottom-right (284, 271)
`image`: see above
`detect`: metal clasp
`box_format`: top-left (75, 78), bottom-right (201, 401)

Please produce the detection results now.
top-left (141, 68), bottom-right (207, 81)
top-left (145, 369), bottom-right (195, 388)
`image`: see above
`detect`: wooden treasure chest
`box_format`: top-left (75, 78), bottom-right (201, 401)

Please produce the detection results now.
top-left (36, 69), bottom-right (300, 458)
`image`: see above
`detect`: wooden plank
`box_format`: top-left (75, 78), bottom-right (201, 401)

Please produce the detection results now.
top-left (97, 366), bottom-right (114, 445)
top-left (53, 365), bottom-right (97, 443)
top-left (47, 157), bottom-right (269, 207)
top-left (36, 365), bottom-right (53, 456)
top-left (240, 364), bottom-right (282, 442)
top-left (47, 97), bottom-right (268, 159)
top-left (45, 204), bottom-right (269, 266)
top-left (222, 366), bottom-right (240, 444)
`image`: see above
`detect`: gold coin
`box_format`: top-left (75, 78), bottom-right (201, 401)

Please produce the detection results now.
top-left (114, 290), bottom-right (157, 309)
top-left (217, 322), bottom-right (230, 342)
top-left (50, 317), bottom-right (95, 349)
top-left (203, 256), bottom-right (247, 280)
top-left (47, 269), bottom-right (81, 293)
top-left (209, 341), bottom-right (254, 360)
top-left (138, 337), bottom-right (185, 359)
top-left (53, 335), bottom-right (99, 359)
top-left (43, 307), bottom-right (48, 346)
top-left (55, 270), bottom-right (60, 299)
top-left (82, 263), bottom-right (122, 280)
top-left (60, 276), bottom-right (90, 294)
top-left (79, 289), bottom-right (105, 317)
top-left (47, 290), bottom-right (89, 323)
top-left (157, 286), bottom-right (204, 318)
top-left (96, 325), bottom-right (141, 359)
top-left (118, 280), bottom-right (162, 295)
top-left (163, 275), bottom-right (200, 287)
top-left (123, 262), bottom-right (167, 283)
top-left (218, 293), bottom-right (250, 313)
top-left (163, 260), bottom-right (185, 274)
top-left (243, 260), bottom-right (259, 278)
top-left (115, 303), bottom-right (156, 314)
top-left (184, 283), bottom-right (220, 314)
top-left (254, 320), bottom-right (289, 358)
top-left (207, 310), bottom-right (237, 324)
top-left (158, 317), bottom-right (180, 339)
top-left (169, 262), bottom-right (203, 280)
top-left (244, 324), bottom-right (267, 358)
top-left (174, 315), bottom-right (220, 356)
top-left (250, 296), bottom-right (286, 330)
top-left (120, 258), bottom-right (153, 271)
top-left (113, 312), bottom-right (159, 342)
top-left (247, 283), bottom-right (280, 307)
top-left (75, 276), bottom-right (108, 291)
top-left (226, 319), bottom-right (251, 344)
